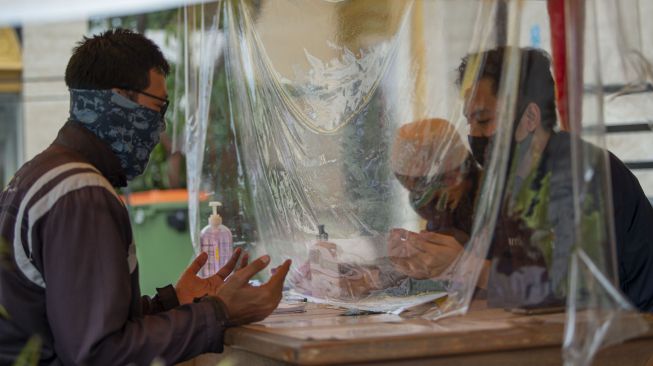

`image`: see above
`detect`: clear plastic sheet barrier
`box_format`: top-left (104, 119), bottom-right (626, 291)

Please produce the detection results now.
top-left (180, 1), bottom-right (653, 365)
top-left (562, 0), bottom-right (651, 365)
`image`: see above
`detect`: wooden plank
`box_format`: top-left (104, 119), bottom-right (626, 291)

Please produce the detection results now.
top-left (223, 305), bottom-right (653, 365)
top-left (192, 338), bottom-right (653, 366)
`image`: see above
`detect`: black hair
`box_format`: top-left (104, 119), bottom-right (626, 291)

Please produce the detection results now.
top-left (456, 47), bottom-right (557, 131)
top-left (65, 28), bottom-right (169, 91)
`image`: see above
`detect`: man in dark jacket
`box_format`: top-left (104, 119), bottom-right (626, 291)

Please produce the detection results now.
top-left (391, 47), bottom-right (653, 312)
top-left (0, 28), bottom-right (290, 365)
top-left (459, 47), bottom-right (653, 310)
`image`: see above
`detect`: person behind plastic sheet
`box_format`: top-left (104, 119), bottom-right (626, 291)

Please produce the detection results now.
top-left (387, 118), bottom-right (484, 283)
top-left (462, 47), bottom-right (653, 310)
top-left (390, 46), bottom-right (653, 311)
top-left (0, 29), bottom-right (291, 365)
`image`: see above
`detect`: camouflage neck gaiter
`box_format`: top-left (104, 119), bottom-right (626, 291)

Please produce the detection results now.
top-left (69, 89), bottom-right (164, 180)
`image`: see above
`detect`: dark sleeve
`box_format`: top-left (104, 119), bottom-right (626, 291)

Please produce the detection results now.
top-left (40, 187), bottom-right (228, 365)
top-left (141, 285), bottom-right (180, 315)
top-left (609, 153), bottom-right (653, 312)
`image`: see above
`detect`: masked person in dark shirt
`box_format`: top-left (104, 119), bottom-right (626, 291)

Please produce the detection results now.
top-left (389, 47), bottom-right (653, 312)
top-left (461, 47), bottom-right (574, 307)
top-left (458, 47), bottom-right (653, 310)
top-left (0, 29), bottom-right (291, 365)
top-left (388, 118), bottom-right (481, 282)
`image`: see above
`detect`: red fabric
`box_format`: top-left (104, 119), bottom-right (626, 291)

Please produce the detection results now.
top-left (548, 0), bottom-right (568, 131)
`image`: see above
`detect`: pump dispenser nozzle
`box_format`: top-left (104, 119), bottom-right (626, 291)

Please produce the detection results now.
top-left (209, 201), bottom-right (223, 227)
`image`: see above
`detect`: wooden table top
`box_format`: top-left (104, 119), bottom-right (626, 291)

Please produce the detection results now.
top-left (223, 301), bottom-right (653, 365)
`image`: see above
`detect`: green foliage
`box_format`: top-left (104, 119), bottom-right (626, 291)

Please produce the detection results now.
top-left (204, 50), bottom-right (257, 239)
top-left (0, 305), bottom-right (9, 320)
top-left (0, 238), bottom-right (8, 320)
top-left (341, 92), bottom-right (393, 234)
top-left (513, 170), bottom-right (555, 267)
top-left (0, 237), bottom-right (12, 272)
top-left (579, 195), bottom-right (608, 270)
top-left (12, 335), bottom-right (41, 366)
top-left (128, 140), bottom-right (184, 192)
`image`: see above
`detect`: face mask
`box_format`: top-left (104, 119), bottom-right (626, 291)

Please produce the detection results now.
top-left (410, 185), bottom-right (464, 235)
top-left (408, 184), bottom-right (439, 219)
top-left (69, 89), bottom-right (165, 180)
top-left (407, 170), bottom-right (462, 221)
top-left (468, 135), bottom-right (492, 166)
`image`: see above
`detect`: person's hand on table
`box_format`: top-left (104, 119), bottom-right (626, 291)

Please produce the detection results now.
top-left (175, 247), bottom-right (249, 305)
top-left (388, 228), bottom-right (463, 279)
top-left (215, 256), bottom-right (292, 325)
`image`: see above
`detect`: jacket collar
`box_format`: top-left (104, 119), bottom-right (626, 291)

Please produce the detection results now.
top-left (53, 120), bottom-right (128, 187)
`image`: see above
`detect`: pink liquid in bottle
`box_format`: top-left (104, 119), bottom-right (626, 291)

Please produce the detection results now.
top-left (200, 202), bottom-right (233, 277)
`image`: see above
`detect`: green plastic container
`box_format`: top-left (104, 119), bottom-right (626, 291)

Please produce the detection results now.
top-left (128, 190), bottom-right (195, 297)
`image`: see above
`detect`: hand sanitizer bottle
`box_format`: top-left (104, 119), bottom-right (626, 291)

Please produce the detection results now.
top-left (200, 201), bottom-right (233, 277)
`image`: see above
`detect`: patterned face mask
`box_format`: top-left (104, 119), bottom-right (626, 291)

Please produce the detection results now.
top-left (69, 89), bottom-right (165, 180)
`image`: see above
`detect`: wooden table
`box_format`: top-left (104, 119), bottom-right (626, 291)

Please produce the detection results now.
top-left (182, 302), bottom-right (653, 366)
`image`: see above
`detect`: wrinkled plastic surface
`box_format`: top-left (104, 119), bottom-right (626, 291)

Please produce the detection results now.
top-left (5, 0), bottom-right (644, 363)
top-left (183, 2), bottom-right (225, 253)
top-left (182, 0), bottom-right (651, 362)
top-left (224, 0), bottom-right (481, 312)
top-left (562, 0), bottom-right (651, 365)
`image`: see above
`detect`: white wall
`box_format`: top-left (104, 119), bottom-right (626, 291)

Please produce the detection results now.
top-left (22, 21), bottom-right (87, 160)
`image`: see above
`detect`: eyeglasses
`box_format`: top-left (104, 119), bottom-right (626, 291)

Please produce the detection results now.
top-left (124, 89), bottom-right (169, 117)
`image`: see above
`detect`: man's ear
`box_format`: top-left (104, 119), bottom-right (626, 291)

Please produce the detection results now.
top-left (519, 102), bottom-right (541, 133)
top-left (112, 88), bottom-right (137, 101)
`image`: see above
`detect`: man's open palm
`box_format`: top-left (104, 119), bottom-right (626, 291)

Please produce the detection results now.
top-left (175, 248), bottom-right (248, 305)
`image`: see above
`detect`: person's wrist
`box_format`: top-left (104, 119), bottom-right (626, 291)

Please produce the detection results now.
top-left (174, 287), bottom-right (192, 305)
top-left (196, 295), bottom-right (234, 327)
